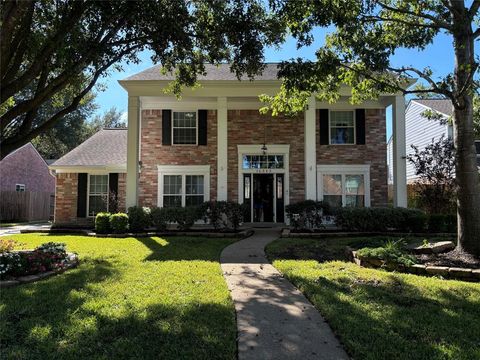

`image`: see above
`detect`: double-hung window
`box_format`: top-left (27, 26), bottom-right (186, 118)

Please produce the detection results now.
top-left (172, 111), bottom-right (197, 145)
top-left (88, 174), bottom-right (109, 216)
top-left (330, 111), bottom-right (355, 144)
top-left (317, 165), bottom-right (370, 207)
top-left (158, 165), bottom-right (210, 207)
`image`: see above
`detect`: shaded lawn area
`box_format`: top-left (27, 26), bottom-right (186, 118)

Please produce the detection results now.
top-left (266, 237), bottom-right (480, 360)
top-left (1, 234), bottom-right (237, 360)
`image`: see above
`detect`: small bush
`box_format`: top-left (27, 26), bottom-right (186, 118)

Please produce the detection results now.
top-left (150, 207), bottom-right (168, 231)
top-left (167, 206), bottom-right (201, 231)
top-left (110, 213), bottom-right (129, 234)
top-left (357, 239), bottom-right (417, 267)
top-left (225, 202), bottom-right (245, 231)
top-left (0, 239), bottom-right (16, 253)
top-left (285, 200), bottom-right (331, 231)
top-left (200, 201), bottom-right (228, 229)
top-left (95, 212), bottom-right (111, 234)
top-left (427, 214), bottom-right (457, 233)
top-left (128, 206), bottom-right (150, 232)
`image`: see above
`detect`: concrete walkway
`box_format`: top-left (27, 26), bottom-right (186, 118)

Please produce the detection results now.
top-left (221, 229), bottom-right (349, 360)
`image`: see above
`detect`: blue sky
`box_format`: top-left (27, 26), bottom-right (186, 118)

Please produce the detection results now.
top-left (95, 29), bottom-right (454, 140)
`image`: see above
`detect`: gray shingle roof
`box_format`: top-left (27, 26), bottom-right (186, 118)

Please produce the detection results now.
top-left (51, 129), bottom-right (127, 167)
top-left (123, 63), bottom-right (281, 81)
top-left (413, 99), bottom-right (453, 116)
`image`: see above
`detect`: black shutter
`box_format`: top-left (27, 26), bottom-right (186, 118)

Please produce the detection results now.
top-left (162, 109), bottom-right (172, 145)
top-left (198, 110), bottom-right (208, 145)
top-left (319, 109), bottom-right (329, 145)
top-left (355, 109), bottom-right (366, 145)
top-left (109, 173), bottom-right (118, 212)
top-left (77, 173), bottom-right (88, 218)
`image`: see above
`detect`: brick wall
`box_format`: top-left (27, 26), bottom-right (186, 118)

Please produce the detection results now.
top-left (138, 109), bottom-right (218, 207)
top-left (316, 109), bottom-right (388, 206)
top-left (118, 173), bottom-right (126, 211)
top-left (227, 110), bottom-right (305, 203)
top-left (54, 173), bottom-right (78, 223)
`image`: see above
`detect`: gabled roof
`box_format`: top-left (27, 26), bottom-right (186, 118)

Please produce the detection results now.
top-left (50, 129), bottom-right (127, 170)
top-left (412, 99), bottom-right (453, 117)
top-left (123, 63), bottom-right (281, 81)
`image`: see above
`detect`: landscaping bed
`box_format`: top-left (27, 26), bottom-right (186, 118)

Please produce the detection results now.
top-left (1, 233), bottom-right (237, 359)
top-left (265, 236), bottom-right (480, 360)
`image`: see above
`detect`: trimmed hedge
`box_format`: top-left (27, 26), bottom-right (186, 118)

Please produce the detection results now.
top-left (127, 206), bottom-right (151, 233)
top-left (110, 213), bottom-right (129, 234)
top-left (427, 214), bottom-right (457, 233)
top-left (150, 207), bottom-right (168, 231)
top-left (285, 200), bottom-right (332, 231)
top-left (335, 207), bottom-right (427, 232)
top-left (95, 212), bottom-right (111, 234)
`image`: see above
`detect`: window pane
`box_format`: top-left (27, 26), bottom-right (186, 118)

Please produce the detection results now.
top-left (323, 175), bottom-right (342, 195)
top-left (330, 127), bottom-right (354, 144)
top-left (330, 111), bottom-right (354, 127)
top-left (186, 175), bottom-right (204, 195)
top-left (346, 195), bottom-right (364, 207)
top-left (90, 175), bottom-right (108, 194)
top-left (164, 175), bottom-right (182, 194)
top-left (186, 195), bottom-right (204, 207)
top-left (89, 195), bottom-right (107, 216)
top-left (345, 175), bottom-right (365, 195)
top-left (276, 176), bottom-right (283, 199)
top-left (173, 128), bottom-right (196, 144)
top-left (244, 176), bottom-right (251, 199)
top-left (323, 195), bottom-right (342, 208)
top-left (163, 195), bottom-right (182, 208)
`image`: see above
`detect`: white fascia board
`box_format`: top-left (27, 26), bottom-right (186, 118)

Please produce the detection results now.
top-left (49, 165), bottom-right (127, 173)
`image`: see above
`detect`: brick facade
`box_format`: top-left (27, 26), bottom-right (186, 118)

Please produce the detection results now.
top-left (54, 173), bottom-right (78, 224)
top-left (138, 109), bottom-right (218, 207)
top-left (316, 108), bottom-right (388, 206)
top-left (227, 110), bottom-right (305, 203)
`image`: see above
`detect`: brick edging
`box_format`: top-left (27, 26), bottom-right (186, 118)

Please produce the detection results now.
top-left (0, 253), bottom-right (79, 288)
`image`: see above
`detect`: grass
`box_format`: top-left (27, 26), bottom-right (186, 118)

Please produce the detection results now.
top-left (0, 234), bottom-right (237, 360)
top-left (266, 237), bottom-right (480, 360)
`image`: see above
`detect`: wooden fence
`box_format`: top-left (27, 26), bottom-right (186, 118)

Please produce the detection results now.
top-left (0, 191), bottom-right (54, 222)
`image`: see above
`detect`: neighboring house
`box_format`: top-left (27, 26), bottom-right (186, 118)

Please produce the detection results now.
top-left (387, 98), bottom-right (480, 184)
top-left (50, 63), bottom-right (408, 226)
top-left (0, 142), bottom-right (55, 193)
top-left (0, 142), bottom-right (55, 222)
top-left (49, 128), bottom-right (127, 225)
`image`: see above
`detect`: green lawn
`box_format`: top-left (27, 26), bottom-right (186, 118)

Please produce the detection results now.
top-left (1, 234), bottom-right (237, 360)
top-left (266, 237), bottom-right (480, 360)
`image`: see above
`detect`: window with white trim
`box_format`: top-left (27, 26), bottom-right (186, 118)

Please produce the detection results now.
top-left (172, 111), bottom-right (197, 144)
top-left (330, 111), bottom-right (355, 144)
top-left (15, 184), bottom-right (25, 192)
top-left (318, 165), bottom-right (370, 207)
top-left (158, 166), bottom-right (210, 207)
top-left (88, 174), bottom-right (108, 216)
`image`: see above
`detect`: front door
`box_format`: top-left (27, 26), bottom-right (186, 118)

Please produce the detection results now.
top-left (253, 174), bottom-right (274, 222)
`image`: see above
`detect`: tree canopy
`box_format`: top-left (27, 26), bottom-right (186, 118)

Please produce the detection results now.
top-left (0, 0), bottom-right (284, 158)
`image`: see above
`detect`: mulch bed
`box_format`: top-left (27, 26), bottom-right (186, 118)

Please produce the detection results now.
top-left (415, 249), bottom-right (480, 269)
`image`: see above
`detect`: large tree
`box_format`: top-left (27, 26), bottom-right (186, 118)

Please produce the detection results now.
top-left (262, 0), bottom-right (480, 255)
top-left (0, 0), bottom-right (284, 158)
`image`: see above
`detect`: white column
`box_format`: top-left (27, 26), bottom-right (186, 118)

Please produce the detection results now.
top-left (217, 97), bottom-right (228, 200)
top-left (126, 96), bottom-right (140, 208)
top-left (304, 95), bottom-right (317, 200)
top-left (392, 94), bottom-right (407, 207)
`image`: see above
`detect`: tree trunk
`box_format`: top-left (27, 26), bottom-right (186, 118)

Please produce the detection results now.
top-left (452, 16), bottom-right (480, 256)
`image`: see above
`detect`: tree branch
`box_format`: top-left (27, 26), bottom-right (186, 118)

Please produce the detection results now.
top-left (387, 66), bottom-right (453, 98)
top-left (377, 1), bottom-right (452, 30)
top-left (361, 15), bottom-right (441, 30)
top-left (469, 0), bottom-right (480, 18)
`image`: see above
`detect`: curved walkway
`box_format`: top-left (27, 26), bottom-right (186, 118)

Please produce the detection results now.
top-left (221, 229), bottom-right (349, 360)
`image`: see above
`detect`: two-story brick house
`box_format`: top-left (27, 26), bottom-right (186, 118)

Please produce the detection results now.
top-left (50, 64), bottom-right (408, 225)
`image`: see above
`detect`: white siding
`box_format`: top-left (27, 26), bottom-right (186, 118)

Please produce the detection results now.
top-left (405, 101), bottom-right (450, 182)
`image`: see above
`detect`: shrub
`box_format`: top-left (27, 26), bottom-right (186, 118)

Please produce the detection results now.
top-left (95, 212), bottom-right (111, 234)
top-left (150, 207), bottom-right (168, 231)
top-left (356, 239), bottom-right (417, 267)
top-left (427, 214), bottom-right (457, 233)
top-left (167, 206), bottom-right (201, 231)
top-left (225, 202), bottom-right (245, 231)
top-left (285, 200), bottom-right (331, 231)
top-left (110, 213), bottom-right (129, 234)
top-left (0, 239), bottom-right (16, 253)
top-left (335, 207), bottom-right (427, 232)
top-left (0, 252), bottom-right (22, 278)
top-left (128, 206), bottom-right (150, 232)
top-left (200, 201), bottom-right (228, 229)
top-left (444, 214), bottom-right (457, 233)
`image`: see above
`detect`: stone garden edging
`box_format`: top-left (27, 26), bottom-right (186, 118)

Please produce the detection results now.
top-left (281, 228), bottom-right (455, 238)
top-left (0, 253), bottom-right (79, 288)
top-left (346, 248), bottom-right (480, 282)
